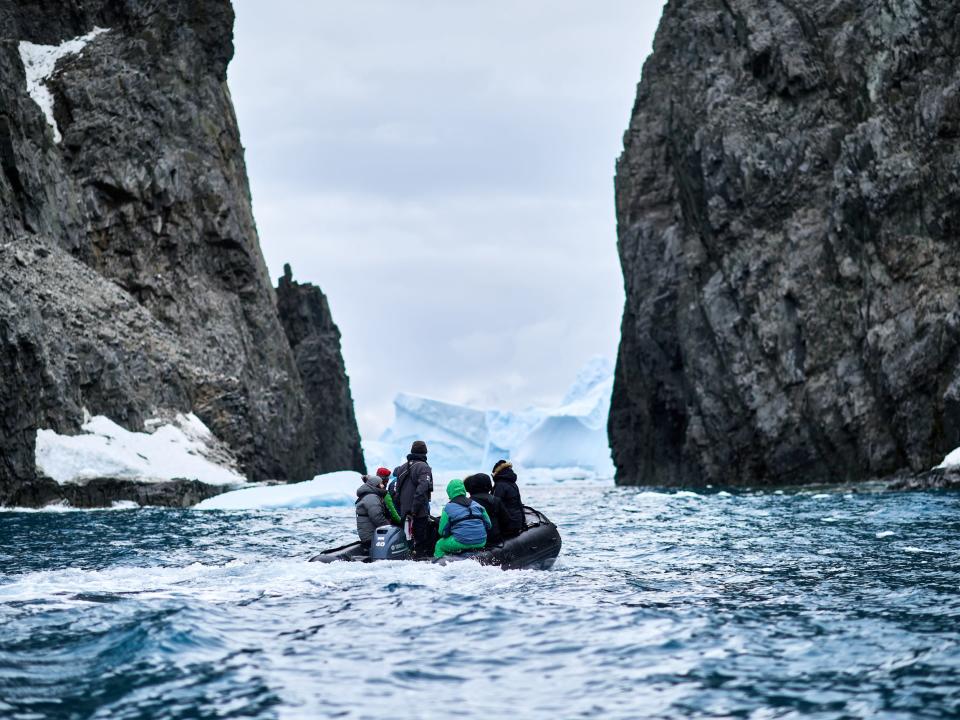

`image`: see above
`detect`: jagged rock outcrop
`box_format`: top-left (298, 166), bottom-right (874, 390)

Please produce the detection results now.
top-left (276, 264), bottom-right (365, 474)
top-left (0, 0), bottom-right (363, 505)
top-left (611, 0), bottom-right (960, 486)
top-left (5, 475), bottom-right (224, 509)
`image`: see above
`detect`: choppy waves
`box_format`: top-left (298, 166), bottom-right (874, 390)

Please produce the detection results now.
top-left (1, 485), bottom-right (959, 719)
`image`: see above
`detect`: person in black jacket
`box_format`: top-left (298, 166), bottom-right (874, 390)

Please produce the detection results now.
top-left (392, 440), bottom-right (435, 555)
top-left (464, 473), bottom-right (511, 547)
top-left (491, 460), bottom-right (524, 538)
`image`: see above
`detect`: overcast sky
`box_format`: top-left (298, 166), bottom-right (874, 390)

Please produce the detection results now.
top-left (228, 1), bottom-right (665, 440)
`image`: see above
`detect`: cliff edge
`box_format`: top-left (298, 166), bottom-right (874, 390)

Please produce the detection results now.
top-left (0, 0), bottom-right (363, 505)
top-left (611, 1), bottom-right (960, 486)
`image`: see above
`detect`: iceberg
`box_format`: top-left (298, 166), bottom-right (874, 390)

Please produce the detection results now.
top-left (513, 357), bottom-right (615, 475)
top-left (380, 393), bottom-right (490, 469)
top-left (370, 356), bottom-right (614, 477)
top-left (194, 471), bottom-right (361, 510)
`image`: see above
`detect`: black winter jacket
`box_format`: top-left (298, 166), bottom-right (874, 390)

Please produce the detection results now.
top-left (356, 477), bottom-right (389, 544)
top-left (393, 454), bottom-right (433, 518)
top-left (492, 474), bottom-right (523, 538)
top-left (469, 492), bottom-right (511, 546)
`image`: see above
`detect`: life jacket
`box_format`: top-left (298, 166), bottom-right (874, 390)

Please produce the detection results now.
top-left (443, 496), bottom-right (487, 545)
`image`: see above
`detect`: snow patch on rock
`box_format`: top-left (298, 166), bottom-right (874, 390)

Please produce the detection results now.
top-left (935, 445), bottom-right (960, 470)
top-left (19, 27), bottom-right (109, 143)
top-left (36, 411), bottom-right (244, 486)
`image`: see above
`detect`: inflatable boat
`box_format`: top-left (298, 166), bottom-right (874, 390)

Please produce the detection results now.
top-left (310, 506), bottom-right (561, 570)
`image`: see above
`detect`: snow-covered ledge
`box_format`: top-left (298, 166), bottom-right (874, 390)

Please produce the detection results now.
top-left (935, 446), bottom-right (960, 470)
top-left (36, 411), bottom-right (244, 486)
top-left (18, 27), bottom-right (109, 143)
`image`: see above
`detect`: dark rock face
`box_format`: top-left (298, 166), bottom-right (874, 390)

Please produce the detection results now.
top-left (6, 475), bottom-right (225, 509)
top-left (887, 468), bottom-right (960, 492)
top-left (277, 264), bottom-right (366, 474)
top-left (0, 1), bottom-right (362, 504)
top-left (611, 1), bottom-right (960, 486)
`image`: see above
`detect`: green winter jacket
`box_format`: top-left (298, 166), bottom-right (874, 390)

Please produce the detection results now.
top-left (384, 491), bottom-right (402, 525)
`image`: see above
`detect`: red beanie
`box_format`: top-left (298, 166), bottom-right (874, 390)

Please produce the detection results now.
top-left (376, 467), bottom-right (391, 478)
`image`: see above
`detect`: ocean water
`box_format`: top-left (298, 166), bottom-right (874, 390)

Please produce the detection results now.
top-left (1, 483), bottom-right (959, 719)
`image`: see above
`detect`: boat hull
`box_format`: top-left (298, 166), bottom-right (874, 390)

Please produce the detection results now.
top-left (310, 506), bottom-right (561, 570)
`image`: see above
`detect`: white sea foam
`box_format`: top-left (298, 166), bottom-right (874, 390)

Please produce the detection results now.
top-left (0, 500), bottom-right (141, 513)
top-left (0, 553), bottom-right (521, 609)
top-left (875, 531), bottom-right (896, 539)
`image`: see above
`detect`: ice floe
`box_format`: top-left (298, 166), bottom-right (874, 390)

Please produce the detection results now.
top-left (194, 471), bottom-right (361, 510)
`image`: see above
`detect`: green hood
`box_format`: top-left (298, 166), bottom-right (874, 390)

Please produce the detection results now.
top-left (446, 478), bottom-right (466, 500)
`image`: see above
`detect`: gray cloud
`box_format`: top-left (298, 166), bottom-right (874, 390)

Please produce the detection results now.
top-left (229, 1), bottom-right (664, 438)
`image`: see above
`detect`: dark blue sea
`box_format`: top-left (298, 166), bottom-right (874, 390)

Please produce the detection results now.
top-left (1, 483), bottom-right (959, 719)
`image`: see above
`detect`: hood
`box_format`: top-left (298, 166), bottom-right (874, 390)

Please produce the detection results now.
top-left (357, 475), bottom-right (385, 497)
top-left (446, 478), bottom-right (466, 500)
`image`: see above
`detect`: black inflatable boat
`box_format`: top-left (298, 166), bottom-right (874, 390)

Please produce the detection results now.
top-left (309, 506), bottom-right (561, 570)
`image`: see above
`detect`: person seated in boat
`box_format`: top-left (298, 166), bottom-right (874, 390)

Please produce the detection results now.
top-left (434, 478), bottom-right (492, 559)
top-left (378, 467), bottom-right (402, 525)
top-left (464, 472), bottom-right (511, 547)
top-left (355, 473), bottom-right (391, 552)
top-left (491, 460), bottom-right (524, 538)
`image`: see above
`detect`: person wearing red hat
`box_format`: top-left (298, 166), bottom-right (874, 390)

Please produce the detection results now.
top-left (377, 467), bottom-right (402, 525)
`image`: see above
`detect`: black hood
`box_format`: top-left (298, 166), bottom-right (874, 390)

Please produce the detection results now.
top-left (494, 468), bottom-right (517, 483)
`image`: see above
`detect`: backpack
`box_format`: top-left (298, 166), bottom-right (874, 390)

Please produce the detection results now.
top-left (396, 460), bottom-right (433, 497)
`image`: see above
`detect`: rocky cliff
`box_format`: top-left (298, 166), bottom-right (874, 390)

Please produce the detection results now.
top-left (276, 264), bottom-right (366, 474)
top-left (0, 0), bottom-right (364, 505)
top-left (611, 0), bottom-right (960, 486)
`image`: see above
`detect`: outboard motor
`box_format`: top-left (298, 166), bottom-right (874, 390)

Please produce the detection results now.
top-left (368, 525), bottom-right (411, 561)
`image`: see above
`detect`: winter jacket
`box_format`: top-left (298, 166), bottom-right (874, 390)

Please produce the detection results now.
top-left (384, 483), bottom-right (402, 525)
top-left (469, 492), bottom-right (510, 546)
top-left (438, 478), bottom-right (491, 546)
top-left (492, 466), bottom-right (524, 537)
top-left (393, 454), bottom-right (433, 518)
top-left (355, 476), bottom-right (390, 544)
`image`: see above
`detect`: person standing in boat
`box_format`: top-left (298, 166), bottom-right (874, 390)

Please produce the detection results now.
top-left (464, 473), bottom-right (511, 547)
top-left (393, 440), bottom-right (435, 556)
top-left (434, 478), bottom-right (491, 558)
top-left (355, 473), bottom-right (391, 553)
top-left (491, 460), bottom-right (524, 538)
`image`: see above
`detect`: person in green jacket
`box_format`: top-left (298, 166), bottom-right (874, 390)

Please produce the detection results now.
top-left (376, 467), bottom-right (402, 525)
top-left (434, 478), bottom-right (492, 559)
